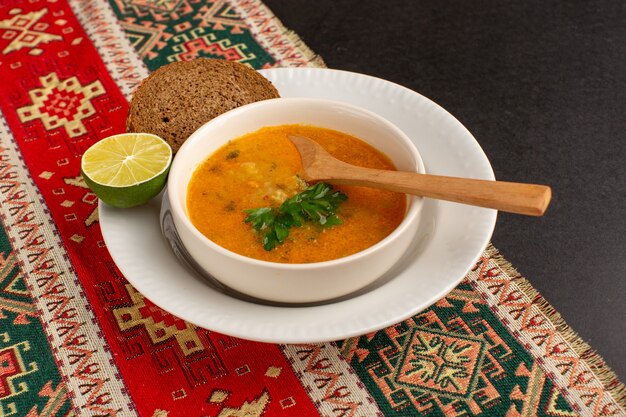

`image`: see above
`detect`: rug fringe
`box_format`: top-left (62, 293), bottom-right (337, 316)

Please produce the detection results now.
top-left (487, 243), bottom-right (626, 407)
top-left (280, 29), bottom-right (327, 68)
top-left (230, 0), bottom-right (326, 68)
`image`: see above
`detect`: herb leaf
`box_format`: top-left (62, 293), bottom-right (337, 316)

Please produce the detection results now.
top-left (244, 183), bottom-right (347, 251)
top-left (280, 182), bottom-right (347, 226)
top-left (243, 207), bottom-right (274, 230)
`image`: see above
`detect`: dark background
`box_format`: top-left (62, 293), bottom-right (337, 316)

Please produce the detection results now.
top-left (263, 0), bottom-right (626, 379)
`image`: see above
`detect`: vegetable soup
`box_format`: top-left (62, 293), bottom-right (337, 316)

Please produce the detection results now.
top-left (186, 125), bottom-right (406, 263)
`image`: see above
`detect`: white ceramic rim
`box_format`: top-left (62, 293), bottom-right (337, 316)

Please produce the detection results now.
top-left (168, 97), bottom-right (425, 271)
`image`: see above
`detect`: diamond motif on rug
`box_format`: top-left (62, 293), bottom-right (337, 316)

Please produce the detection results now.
top-left (394, 327), bottom-right (486, 399)
top-left (0, 8), bottom-right (62, 55)
top-left (167, 29), bottom-right (255, 62)
top-left (339, 279), bottom-right (579, 416)
top-left (113, 284), bottom-right (204, 356)
top-left (17, 73), bottom-right (105, 138)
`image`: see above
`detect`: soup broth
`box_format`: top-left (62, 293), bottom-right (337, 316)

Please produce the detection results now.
top-left (186, 125), bottom-right (406, 263)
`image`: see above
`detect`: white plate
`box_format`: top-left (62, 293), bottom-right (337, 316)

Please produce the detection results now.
top-left (99, 68), bottom-right (496, 344)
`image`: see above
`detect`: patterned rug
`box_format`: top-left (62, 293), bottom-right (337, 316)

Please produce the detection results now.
top-left (0, 0), bottom-right (623, 416)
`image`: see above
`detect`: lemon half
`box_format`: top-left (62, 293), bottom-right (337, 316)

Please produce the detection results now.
top-left (81, 133), bottom-right (172, 208)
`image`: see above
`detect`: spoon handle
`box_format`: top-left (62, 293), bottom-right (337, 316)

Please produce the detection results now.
top-left (325, 164), bottom-right (551, 216)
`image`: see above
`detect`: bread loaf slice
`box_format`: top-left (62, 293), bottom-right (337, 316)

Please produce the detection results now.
top-left (127, 58), bottom-right (280, 152)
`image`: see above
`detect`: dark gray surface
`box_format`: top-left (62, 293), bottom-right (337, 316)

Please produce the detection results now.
top-left (263, 0), bottom-right (626, 379)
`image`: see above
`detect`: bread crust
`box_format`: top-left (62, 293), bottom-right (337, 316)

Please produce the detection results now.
top-left (127, 59), bottom-right (279, 152)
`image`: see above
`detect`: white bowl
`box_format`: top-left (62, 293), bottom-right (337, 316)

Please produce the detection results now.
top-left (167, 97), bottom-right (425, 303)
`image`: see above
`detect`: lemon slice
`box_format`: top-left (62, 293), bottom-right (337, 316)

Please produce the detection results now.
top-left (81, 133), bottom-right (172, 208)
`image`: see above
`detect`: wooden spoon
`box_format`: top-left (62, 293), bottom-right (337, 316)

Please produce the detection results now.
top-left (288, 134), bottom-right (551, 216)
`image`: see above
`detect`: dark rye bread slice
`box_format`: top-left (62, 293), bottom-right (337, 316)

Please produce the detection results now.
top-left (127, 58), bottom-right (279, 152)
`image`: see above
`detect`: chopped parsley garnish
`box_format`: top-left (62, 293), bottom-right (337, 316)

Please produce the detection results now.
top-left (244, 183), bottom-right (347, 251)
